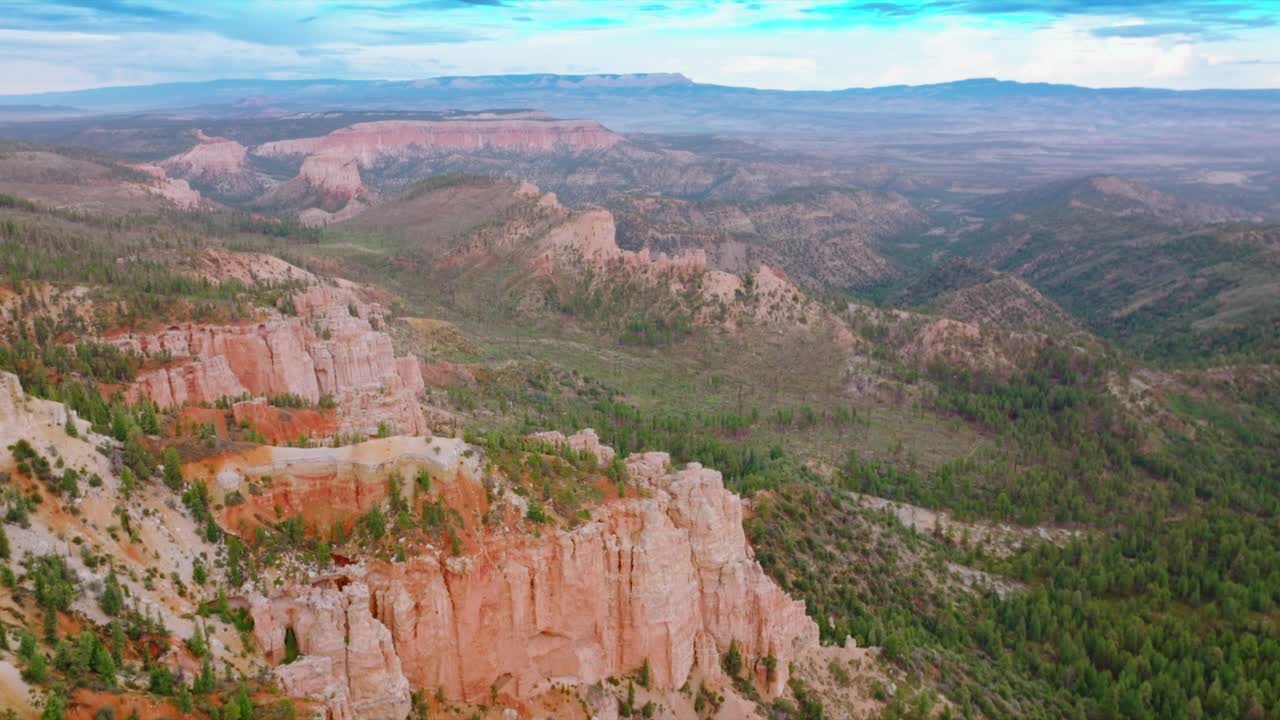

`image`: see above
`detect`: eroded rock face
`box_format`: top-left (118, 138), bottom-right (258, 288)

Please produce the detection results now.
top-left (254, 119), bottom-right (622, 222)
top-left (297, 153), bottom-right (366, 198)
top-left (252, 584), bottom-right (412, 720)
top-left (244, 445), bottom-right (818, 717)
top-left (160, 131), bottom-right (260, 199)
top-left (111, 284), bottom-right (426, 438)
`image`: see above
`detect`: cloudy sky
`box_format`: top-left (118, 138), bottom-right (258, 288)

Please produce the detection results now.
top-left (0, 0), bottom-right (1278, 94)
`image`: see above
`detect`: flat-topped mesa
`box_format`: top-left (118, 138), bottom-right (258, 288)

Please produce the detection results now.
top-left (236, 433), bottom-right (819, 719)
top-left (111, 283), bottom-right (426, 439)
top-left (255, 118), bottom-right (624, 164)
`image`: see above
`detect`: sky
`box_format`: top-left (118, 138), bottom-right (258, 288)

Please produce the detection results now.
top-left (0, 0), bottom-right (1278, 95)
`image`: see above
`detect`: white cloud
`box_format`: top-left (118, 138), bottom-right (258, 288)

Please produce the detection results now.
top-left (721, 55), bottom-right (818, 76)
top-left (1009, 18), bottom-right (1208, 85)
top-left (0, 28), bottom-right (118, 45)
top-left (0, 60), bottom-right (101, 94)
top-left (0, 8), bottom-right (1278, 95)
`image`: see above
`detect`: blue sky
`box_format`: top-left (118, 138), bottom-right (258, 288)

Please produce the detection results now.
top-left (0, 0), bottom-right (1277, 93)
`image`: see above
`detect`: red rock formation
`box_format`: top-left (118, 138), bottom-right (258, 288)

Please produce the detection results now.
top-left (254, 119), bottom-right (621, 222)
top-left (160, 131), bottom-right (262, 199)
top-left (257, 584), bottom-right (411, 720)
top-left (238, 439), bottom-right (818, 717)
top-left (210, 436), bottom-right (485, 537)
top-left (296, 153), bottom-right (365, 198)
top-left (255, 119), bottom-right (623, 163)
top-left (112, 284), bottom-right (426, 439)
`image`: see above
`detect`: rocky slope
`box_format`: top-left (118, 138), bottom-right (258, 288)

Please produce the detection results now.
top-left (979, 175), bottom-right (1259, 226)
top-left (611, 188), bottom-right (928, 292)
top-left (0, 372), bottom-right (234, 717)
top-left (897, 259), bottom-right (1078, 330)
top-left (964, 180), bottom-right (1280, 358)
top-left (0, 143), bottom-right (204, 212)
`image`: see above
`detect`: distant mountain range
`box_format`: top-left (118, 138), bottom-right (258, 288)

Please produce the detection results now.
top-left (5, 74), bottom-right (1280, 118)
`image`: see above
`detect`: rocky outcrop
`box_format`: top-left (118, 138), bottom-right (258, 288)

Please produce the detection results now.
top-left (240, 441), bottom-right (818, 718)
top-left (0, 371), bottom-right (92, 444)
top-left (160, 130), bottom-right (260, 199)
top-left (186, 248), bottom-right (319, 286)
top-left (541, 207), bottom-right (708, 280)
top-left (526, 428), bottom-right (616, 465)
top-left (112, 284), bottom-right (426, 438)
top-left (296, 153), bottom-right (366, 199)
top-left (129, 162), bottom-right (204, 209)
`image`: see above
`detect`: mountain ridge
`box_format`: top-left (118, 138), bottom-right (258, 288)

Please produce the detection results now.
top-left (8, 74), bottom-right (1280, 111)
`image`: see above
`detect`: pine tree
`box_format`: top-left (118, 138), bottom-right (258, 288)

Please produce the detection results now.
top-left (23, 650), bottom-right (47, 682)
top-left (99, 570), bottom-right (124, 616)
top-left (92, 641), bottom-right (117, 686)
top-left (119, 466), bottom-right (136, 498)
top-left (227, 536), bottom-right (244, 587)
top-left (110, 620), bottom-right (126, 664)
top-left (194, 658), bottom-right (216, 694)
top-left (187, 621), bottom-right (208, 658)
top-left (283, 627), bottom-right (300, 664)
top-left (722, 639), bottom-right (742, 679)
top-left (162, 447), bottom-right (184, 490)
top-left (40, 694), bottom-right (65, 720)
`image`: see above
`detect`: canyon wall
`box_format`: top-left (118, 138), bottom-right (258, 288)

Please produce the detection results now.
top-left (111, 283), bottom-right (426, 439)
top-left (255, 119), bottom-right (623, 163)
top-left (229, 437), bottom-right (818, 719)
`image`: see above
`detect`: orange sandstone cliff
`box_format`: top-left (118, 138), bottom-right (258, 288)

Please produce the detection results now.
top-left (110, 283), bottom-right (426, 439)
top-left (198, 433), bottom-right (818, 719)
